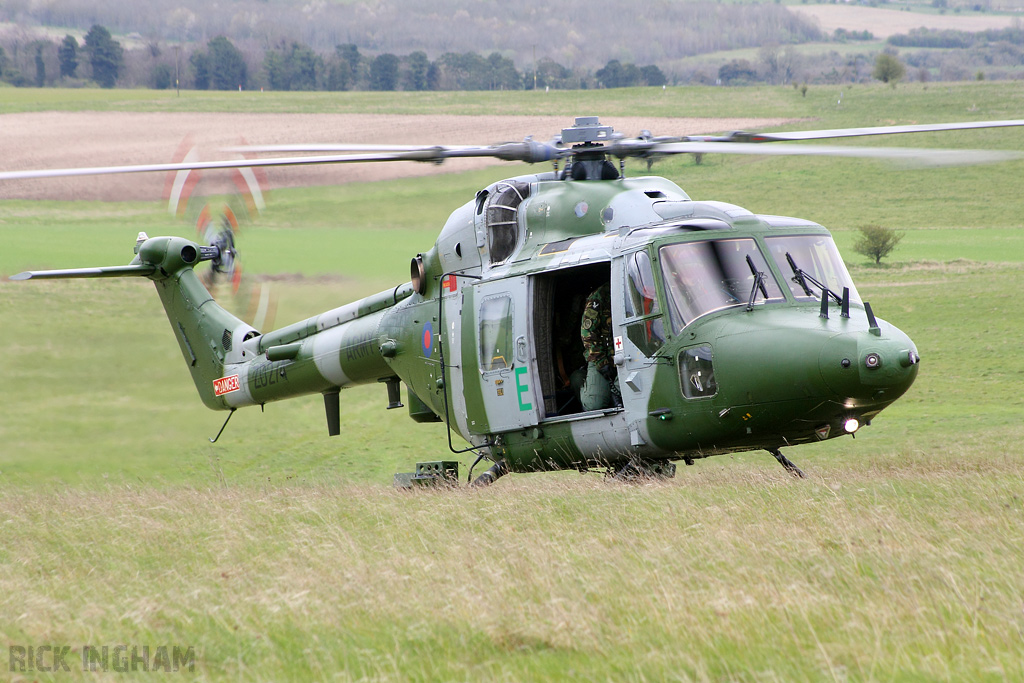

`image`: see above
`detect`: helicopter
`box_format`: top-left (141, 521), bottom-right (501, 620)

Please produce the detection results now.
top-left (7, 115), bottom-right (1024, 486)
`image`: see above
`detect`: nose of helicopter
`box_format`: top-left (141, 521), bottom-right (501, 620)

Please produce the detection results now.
top-left (706, 308), bottom-right (920, 423)
top-left (650, 308), bottom-right (920, 453)
top-left (818, 325), bottom-right (920, 404)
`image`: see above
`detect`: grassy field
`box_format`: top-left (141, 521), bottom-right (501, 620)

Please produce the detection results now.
top-left (2, 80), bottom-right (1023, 125)
top-left (2, 83), bottom-right (1024, 680)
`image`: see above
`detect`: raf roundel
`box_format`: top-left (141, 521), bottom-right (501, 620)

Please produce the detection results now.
top-left (421, 322), bottom-right (433, 356)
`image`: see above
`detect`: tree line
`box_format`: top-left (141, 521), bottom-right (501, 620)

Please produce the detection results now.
top-left (887, 25), bottom-right (1024, 49)
top-left (0, 24), bottom-right (122, 88)
top-left (3, 21), bottom-right (1021, 92)
top-left (0, 27), bottom-right (666, 92)
top-left (0, 0), bottom-right (822, 72)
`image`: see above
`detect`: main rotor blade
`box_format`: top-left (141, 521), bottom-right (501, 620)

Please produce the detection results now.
top-left (690, 119), bottom-right (1024, 143)
top-left (228, 140), bottom-right (566, 163)
top-left (6, 118), bottom-right (1020, 183)
top-left (0, 151), bottom-right (455, 182)
top-left (648, 141), bottom-right (1023, 166)
top-left (223, 143), bottom-right (479, 153)
top-left (0, 142), bottom-right (565, 182)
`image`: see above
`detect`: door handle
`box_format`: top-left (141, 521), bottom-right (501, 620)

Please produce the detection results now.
top-left (515, 335), bottom-right (528, 362)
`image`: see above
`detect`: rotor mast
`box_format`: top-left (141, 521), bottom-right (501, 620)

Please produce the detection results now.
top-left (561, 116), bottom-right (622, 180)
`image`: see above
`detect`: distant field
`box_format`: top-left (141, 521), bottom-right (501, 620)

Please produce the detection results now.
top-left (4, 81), bottom-right (1024, 207)
top-left (4, 80), bottom-right (1024, 121)
top-left (2, 84), bottom-right (1024, 680)
top-left (0, 112), bottom-right (797, 201)
top-left (790, 3), bottom-right (1021, 39)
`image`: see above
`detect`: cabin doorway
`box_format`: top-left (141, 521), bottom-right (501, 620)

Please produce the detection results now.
top-left (531, 262), bottom-right (612, 419)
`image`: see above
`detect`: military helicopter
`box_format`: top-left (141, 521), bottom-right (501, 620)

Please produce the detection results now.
top-left (7, 116), bottom-right (1024, 486)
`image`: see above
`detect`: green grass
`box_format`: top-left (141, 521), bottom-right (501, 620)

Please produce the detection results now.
top-left (3, 80), bottom-right (1023, 123)
top-left (3, 84), bottom-right (1024, 680)
top-left (646, 150), bottom-right (1024, 232)
top-left (2, 464), bottom-right (1023, 680)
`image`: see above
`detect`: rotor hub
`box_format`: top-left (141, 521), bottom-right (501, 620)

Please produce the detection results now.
top-left (562, 116), bottom-right (616, 146)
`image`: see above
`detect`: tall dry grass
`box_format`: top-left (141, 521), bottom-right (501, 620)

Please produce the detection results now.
top-left (2, 453), bottom-right (1022, 680)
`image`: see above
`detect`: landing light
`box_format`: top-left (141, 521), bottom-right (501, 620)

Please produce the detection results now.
top-left (844, 418), bottom-right (861, 434)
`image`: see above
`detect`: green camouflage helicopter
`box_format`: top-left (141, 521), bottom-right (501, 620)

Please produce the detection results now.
top-left (7, 116), bottom-right (1024, 486)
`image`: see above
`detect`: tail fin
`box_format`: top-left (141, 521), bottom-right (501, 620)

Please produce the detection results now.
top-left (12, 233), bottom-right (258, 410)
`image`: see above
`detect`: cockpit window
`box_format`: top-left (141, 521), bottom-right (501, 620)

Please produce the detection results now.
top-left (764, 235), bottom-right (861, 304)
top-left (659, 238), bottom-right (785, 332)
top-left (679, 345), bottom-right (717, 398)
top-left (486, 181), bottom-right (530, 264)
top-left (624, 250), bottom-right (660, 319)
top-left (624, 249), bottom-right (665, 356)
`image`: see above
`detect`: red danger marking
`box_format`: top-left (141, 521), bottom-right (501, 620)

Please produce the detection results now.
top-left (213, 374), bottom-right (241, 396)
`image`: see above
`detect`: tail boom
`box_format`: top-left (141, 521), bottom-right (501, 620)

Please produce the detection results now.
top-left (12, 234), bottom-right (418, 416)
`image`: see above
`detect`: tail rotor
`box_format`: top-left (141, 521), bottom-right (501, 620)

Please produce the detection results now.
top-left (198, 206), bottom-right (242, 293)
top-left (194, 203), bottom-right (276, 332)
top-left (167, 138), bottom-right (277, 332)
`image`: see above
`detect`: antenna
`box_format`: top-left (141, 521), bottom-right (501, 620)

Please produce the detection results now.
top-left (864, 301), bottom-right (881, 336)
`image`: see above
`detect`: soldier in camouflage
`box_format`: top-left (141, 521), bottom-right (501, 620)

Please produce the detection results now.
top-left (579, 282), bottom-right (621, 410)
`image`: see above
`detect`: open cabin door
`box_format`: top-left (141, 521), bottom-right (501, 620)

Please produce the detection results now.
top-left (529, 261), bottom-right (615, 420)
top-left (461, 275), bottom-right (541, 434)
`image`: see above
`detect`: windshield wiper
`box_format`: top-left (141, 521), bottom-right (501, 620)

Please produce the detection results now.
top-left (745, 254), bottom-right (769, 311)
top-left (785, 252), bottom-right (842, 304)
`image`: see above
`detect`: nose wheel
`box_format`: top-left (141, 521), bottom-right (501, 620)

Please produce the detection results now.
top-left (767, 448), bottom-right (806, 478)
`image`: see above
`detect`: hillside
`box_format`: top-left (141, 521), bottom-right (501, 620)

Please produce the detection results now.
top-left (1, 0), bottom-right (821, 70)
top-left (1, 0), bottom-right (1022, 88)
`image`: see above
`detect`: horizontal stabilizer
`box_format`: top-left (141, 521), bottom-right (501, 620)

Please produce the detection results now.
top-left (9, 265), bottom-right (156, 281)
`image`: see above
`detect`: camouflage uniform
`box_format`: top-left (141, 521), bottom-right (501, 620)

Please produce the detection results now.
top-left (582, 283), bottom-right (612, 370)
top-left (579, 283), bottom-right (620, 410)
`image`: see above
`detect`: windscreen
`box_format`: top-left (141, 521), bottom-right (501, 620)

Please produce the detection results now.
top-left (764, 234), bottom-right (861, 304)
top-left (659, 238), bottom-right (784, 332)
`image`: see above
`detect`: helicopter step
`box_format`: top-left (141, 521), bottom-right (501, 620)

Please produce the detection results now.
top-left (767, 448), bottom-right (806, 478)
top-left (393, 461), bottom-right (460, 489)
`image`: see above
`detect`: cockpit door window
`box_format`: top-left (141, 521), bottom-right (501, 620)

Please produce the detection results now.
top-left (623, 249), bottom-right (665, 356)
